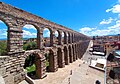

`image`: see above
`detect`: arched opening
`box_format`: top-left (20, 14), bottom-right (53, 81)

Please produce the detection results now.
top-left (24, 53), bottom-right (46, 79)
top-left (44, 49), bottom-right (56, 72)
top-left (63, 32), bottom-right (67, 44)
top-left (64, 46), bottom-right (69, 65)
top-left (43, 28), bottom-right (51, 47)
top-left (0, 20), bottom-right (8, 56)
top-left (57, 48), bottom-right (63, 68)
top-left (61, 31), bottom-right (64, 44)
top-left (54, 30), bottom-right (59, 45)
top-left (22, 24), bottom-right (37, 51)
top-left (24, 54), bottom-right (36, 78)
top-left (69, 45), bottom-right (72, 63)
top-left (44, 53), bottom-right (49, 72)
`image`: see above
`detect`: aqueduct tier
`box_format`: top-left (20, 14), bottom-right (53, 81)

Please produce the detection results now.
top-left (0, 2), bottom-right (90, 84)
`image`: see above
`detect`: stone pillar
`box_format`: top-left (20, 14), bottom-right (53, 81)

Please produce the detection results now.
top-left (57, 48), bottom-right (65, 68)
top-left (81, 42), bottom-right (84, 57)
top-left (69, 46), bottom-right (73, 63)
top-left (64, 33), bottom-right (68, 44)
top-left (73, 45), bottom-right (76, 61)
top-left (7, 29), bottom-right (23, 54)
top-left (78, 44), bottom-right (81, 59)
top-left (50, 31), bottom-right (55, 47)
top-left (61, 49), bottom-right (65, 67)
top-left (49, 50), bottom-right (58, 72)
top-left (76, 44), bottom-right (78, 59)
top-left (58, 31), bottom-right (62, 45)
top-left (77, 36), bottom-right (79, 41)
top-left (37, 30), bottom-right (43, 49)
top-left (72, 34), bottom-right (74, 43)
top-left (68, 33), bottom-right (71, 44)
top-left (76, 37), bottom-right (78, 42)
top-left (74, 44), bottom-right (77, 60)
top-left (35, 53), bottom-right (47, 79)
top-left (64, 47), bottom-right (69, 65)
top-left (70, 34), bottom-right (72, 43)
top-left (74, 35), bottom-right (76, 42)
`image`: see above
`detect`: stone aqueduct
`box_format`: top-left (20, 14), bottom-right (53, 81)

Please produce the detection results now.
top-left (0, 2), bottom-right (90, 84)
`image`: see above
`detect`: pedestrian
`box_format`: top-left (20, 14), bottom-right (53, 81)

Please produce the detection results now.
top-left (70, 70), bottom-right (72, 75)
top-left (95, 80), bottom-right (101, 84)
top-left (68, 77), bottom-right (70, 84)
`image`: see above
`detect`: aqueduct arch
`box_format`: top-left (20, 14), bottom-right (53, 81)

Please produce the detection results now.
top-left (23, 51), bottom-right (46, 79)
top-left (0, 2), bottom-right (90, 84)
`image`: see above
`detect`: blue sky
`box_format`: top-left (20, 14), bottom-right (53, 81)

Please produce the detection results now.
top-left (0, 0), bottom-right (120, 39)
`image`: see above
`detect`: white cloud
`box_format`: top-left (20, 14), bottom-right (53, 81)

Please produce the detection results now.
top-left (79, 27), bottom-right (96, 33)
top-left (44, 28), bottom-right (49, 31)
top-left (106, 4), bottom-right (120, 13)
top-left (0, 20), bottom-right (4, 23)
top-left (79, 25), bottom-right (120, 36)
top-left (23, 24), bottom-right (36, 30)
top-left (62, 32), bottom-right (64, 37)
top-left (2, 32), bottom-right (7, 36)
top-left (46, 31), bottom-right (50, 37)
top-left (99, 17), bottom-right (113, 25)
top-left (80, 27), bottom-right (92, 32)
top-left (108, 20), bottom-right (120, 28)
top-left (91, 29), bottom-right (110, 36)
top-left (79, 27), bottom-right (96, 36)
top-left (79, 27), bottom-right (110, 36)
top-left (55, 31), bottom-right (58, 37)
top-left (23, 30), bottom-right (36, 38)
top-left (0, 29), bottom-right (7, 38)
top-left (118, 14), bottom-right (120, 18)
top-left (43, 28), bottom-right (50, 37)
top-left (106, 8), bottom-right (113, 13)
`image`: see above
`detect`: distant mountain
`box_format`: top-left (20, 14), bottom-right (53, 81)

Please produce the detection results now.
top-left (23, 38), bottom-right (29, 40)
top-left (105, 34), bottom-right (120, 36)
top-left (0, 38), bottom-right (7, 41)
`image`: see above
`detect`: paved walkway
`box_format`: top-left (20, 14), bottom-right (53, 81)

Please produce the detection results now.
top-left (34, 60), bottom-right (83, 84)
top-left (62, 62), bottom-right (104, 84)
top-left (34, 40), bottom-right (104, 84)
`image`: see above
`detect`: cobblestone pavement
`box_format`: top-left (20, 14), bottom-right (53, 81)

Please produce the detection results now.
top-left (34, 40), bottom-right (104, 84)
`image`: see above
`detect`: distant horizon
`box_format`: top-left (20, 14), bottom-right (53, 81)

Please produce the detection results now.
top-left (0, 38), bottom-right (35, 40)
top-left (0, 34), bottom-right (120, 41)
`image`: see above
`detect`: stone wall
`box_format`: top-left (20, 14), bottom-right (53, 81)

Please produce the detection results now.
top-left (0, 55), bottom-right (25, 84)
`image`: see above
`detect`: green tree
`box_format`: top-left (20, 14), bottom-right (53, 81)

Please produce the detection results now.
top-left (0, 41), bottom-right (7, 55)
top-left (23, 42), bottom-right (37, 50)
